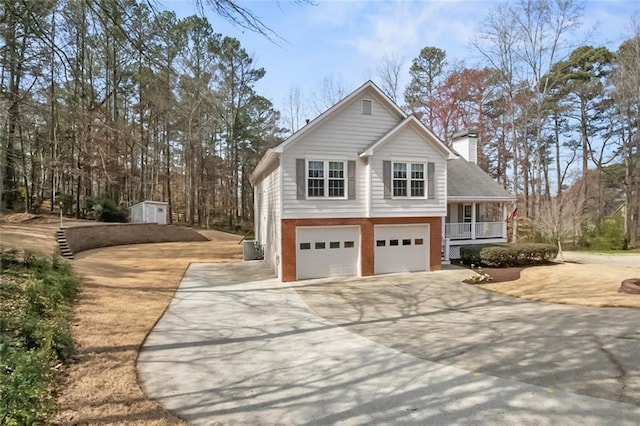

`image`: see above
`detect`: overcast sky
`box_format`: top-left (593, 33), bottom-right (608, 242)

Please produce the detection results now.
top-left (163, 0), bottom-right (639, 118)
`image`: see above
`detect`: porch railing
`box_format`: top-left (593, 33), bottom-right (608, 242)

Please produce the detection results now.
top-left (445, 223), bottom-right (471, 239)
top-left (475, 222), bottom-right (504, 238)
top-left (445, 222), bottom-right (505, 240)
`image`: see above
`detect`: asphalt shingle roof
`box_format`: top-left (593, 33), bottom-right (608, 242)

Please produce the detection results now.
top-left (447, 158), bottom-right (514, 199)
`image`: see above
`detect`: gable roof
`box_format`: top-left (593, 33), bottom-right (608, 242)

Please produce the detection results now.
top-left (278, 80), bottom-right (405, 154)
top-left (251, 80), bottom-right (405, 182)
top-left (359, 115), bottom-right (455, 159)
top-left (447, 158), bottom-right (515, 201)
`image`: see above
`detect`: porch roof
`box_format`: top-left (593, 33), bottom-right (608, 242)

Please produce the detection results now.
top-left (447, 158), bottom-right (515, 201)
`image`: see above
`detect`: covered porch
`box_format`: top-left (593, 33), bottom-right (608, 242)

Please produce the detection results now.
top-left (445, 201), bottom-right (507, 240)
top-left (442, 201), bottom-right (507, 240)
top-left (442, 201), bottom-right (510, 261)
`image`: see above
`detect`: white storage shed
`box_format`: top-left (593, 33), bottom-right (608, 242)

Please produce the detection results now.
top-left (130, 201), bottom-right (168, 224)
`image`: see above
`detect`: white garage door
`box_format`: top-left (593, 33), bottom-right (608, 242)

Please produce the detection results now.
top-left (374, 224), bottom-right (429, 274)
top-left (296, 226), bottom-right (360, 280)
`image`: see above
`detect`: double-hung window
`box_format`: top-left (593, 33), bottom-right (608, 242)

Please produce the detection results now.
top-left (393, 162), bottom-right (425, 197)
top-left (307, 160), bottom-right (345, 198)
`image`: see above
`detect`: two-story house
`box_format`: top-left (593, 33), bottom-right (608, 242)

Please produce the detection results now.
top-left (251, 81), bottom-right (513, 282)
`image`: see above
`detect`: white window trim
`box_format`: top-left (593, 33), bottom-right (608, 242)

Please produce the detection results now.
top-left (392, 161), bottom-right (427, 199)
top-left (463, 204), bottom-right (473, 223)
top-left (306, 159), bottom-right (348, 200)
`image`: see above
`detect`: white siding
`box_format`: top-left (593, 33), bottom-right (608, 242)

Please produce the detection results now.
top-left (254, 161), bottom-right (281, 277)
top-left (370, 127), bottom-right (447, 217)
top-left (130, 204), bottom-right (143, 223)
top-left (129, 201), bottom-right (168, 224)
top-left (282, 90), bottom-right (402, 219)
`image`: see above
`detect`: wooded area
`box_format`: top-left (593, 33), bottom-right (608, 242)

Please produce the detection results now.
top-left (394, 1), bottom-right (639, 248)
top-left (1, 0), bottom-right (283, 229)
top-left (1, 0), bottom-right (639, 247)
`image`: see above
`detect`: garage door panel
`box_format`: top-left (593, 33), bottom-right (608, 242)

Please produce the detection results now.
top-left (297, 226), bottom-right (360, 280)
top-left (374, 224), bottom-right (429, 274)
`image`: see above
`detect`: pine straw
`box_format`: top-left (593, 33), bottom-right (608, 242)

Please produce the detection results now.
top-left (462, 266), bottom-right (525, 284)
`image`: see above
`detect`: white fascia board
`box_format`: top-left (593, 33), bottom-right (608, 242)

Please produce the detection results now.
top-left (447, 195), bottom-right (517, 202)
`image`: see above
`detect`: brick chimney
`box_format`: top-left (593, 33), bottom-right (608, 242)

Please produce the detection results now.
top-left (451, 129), bottom-right (478, 164)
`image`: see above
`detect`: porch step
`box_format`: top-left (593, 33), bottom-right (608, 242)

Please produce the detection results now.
top-left (56, 228), bottom-right (74, 260)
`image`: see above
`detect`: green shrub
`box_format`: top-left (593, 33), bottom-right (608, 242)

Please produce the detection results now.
top-left (586, 216), bottom-right (626, 250)
top-left (92, 198), bottom-right (128, 222)
top-left (1, 249), bottom-right (20, 270)
top-left (0, 252), bottom-right (79, 423)
top-left (0, 344), bottom-right (56, 425)
top-left (460, 243), bottom-right (558, 267)
top-left (459, 244), bottom-right (486, 265)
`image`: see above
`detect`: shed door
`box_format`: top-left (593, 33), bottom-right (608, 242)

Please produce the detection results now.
top-left (296, 226), bottom-right (360, 280)
top-left (145, 205), bottom-right (157, 223)
top-left (155, 206), bottom-right (166, 224)
top-left (374, 224), bottom-right (429, 274)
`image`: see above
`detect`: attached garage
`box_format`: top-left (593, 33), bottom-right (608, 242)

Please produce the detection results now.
top-left (296, 226), bottom-right (360, 280)
top-left (374, 224), bottom-right (430, 274)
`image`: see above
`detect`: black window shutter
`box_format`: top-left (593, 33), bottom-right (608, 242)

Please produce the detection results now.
top-left (427, 162), bottom-right (435, 199)
top-left (383, 160), bottom-right (391, 199)
top-left (347, 160), bottom-right (356, 200)
top-left (296, 158), bottom-right (305, 199)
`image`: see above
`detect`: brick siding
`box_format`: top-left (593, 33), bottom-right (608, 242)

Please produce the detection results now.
top-left (281, 217), bottom-right (442, 282)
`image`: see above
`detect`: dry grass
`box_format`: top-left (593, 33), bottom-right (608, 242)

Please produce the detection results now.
top-left (479, 262), bottom-right (640, 308)
top-left (53, 232), bottom-right (242, 425)
top-left (1, 215), bottom-right (242, 425)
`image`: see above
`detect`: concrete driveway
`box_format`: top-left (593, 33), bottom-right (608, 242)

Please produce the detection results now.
top-left (138, 262), bottom-right (640, 425)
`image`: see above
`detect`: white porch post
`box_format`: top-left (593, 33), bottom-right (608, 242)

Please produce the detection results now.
top-left (502, 203), bottom-right (508, 239)
top-left (471, 202), bottom-right (476, 239)
top-left (443, 238), bottom-right (450, 263)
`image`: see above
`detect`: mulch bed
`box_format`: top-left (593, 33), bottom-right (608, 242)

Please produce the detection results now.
top-left (459, 262), bottom-right (561, 284)
top-left (478, 267), bottom-right (525, 283)
top-left (462, 266), bottom-right (525, 284)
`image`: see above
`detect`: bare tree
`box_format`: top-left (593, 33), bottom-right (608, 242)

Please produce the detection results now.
top-left (474, 3), bottom-right (522, 242)
top-left (376, 53), bottom-right (405, 103)
top-left (474, 0), bottom-right (583, 241)
top-left (537, 190), bottom-right (586, 260)
top-left (612, 14), bottom-right (640, 248)
top-left (311, 74), bottom-right (348, 114)
top-left (284, 86), bottom-right (306, 135)
top-left (193, 0), bottom-right (310, 41)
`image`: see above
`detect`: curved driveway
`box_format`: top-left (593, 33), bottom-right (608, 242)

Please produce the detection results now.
top-left (138, 262), bottom-right (640, 425)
